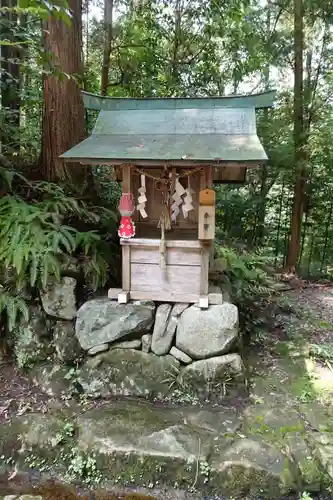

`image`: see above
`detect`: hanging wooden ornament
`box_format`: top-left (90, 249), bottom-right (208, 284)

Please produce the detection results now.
top-left (137, 174), bottom-right (148, 219)
top-left (182, 177), bottom-right (194, 219)
top-left (118, 193), bottom-right (135, 238)
top-left (171, 177), bottom-right (185, 223)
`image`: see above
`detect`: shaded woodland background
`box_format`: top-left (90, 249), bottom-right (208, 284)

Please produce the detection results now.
top-left (1, 0), bottom-right (333, 336)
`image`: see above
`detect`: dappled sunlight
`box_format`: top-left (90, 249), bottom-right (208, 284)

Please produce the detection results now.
top-left (306, 357), bottom-right (333, 398)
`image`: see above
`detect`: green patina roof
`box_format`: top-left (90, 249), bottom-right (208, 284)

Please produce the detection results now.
top-left (61, 91), bottom-right (275, 165)
top-left (81, 90), bottom-right (276, 111)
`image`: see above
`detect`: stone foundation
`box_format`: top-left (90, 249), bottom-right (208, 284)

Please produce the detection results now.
top-left (71, 297), bottom-right (247, 402)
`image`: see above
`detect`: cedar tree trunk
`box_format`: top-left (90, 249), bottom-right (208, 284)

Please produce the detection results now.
top-left (286, 0), bottom-right (306, 271)
top-left (40, 0), bottom-right (93, 187)
top-left (101, 0), bottom-right (114, 96)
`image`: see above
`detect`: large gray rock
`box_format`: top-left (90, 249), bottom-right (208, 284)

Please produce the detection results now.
top-left (78, 348), bottom-right (180, 399)
top-left (53, 320), bottom-right (81, 363)
top-left (176, 303), bottom-right (239, 359)
top-left (151, 304), bottom-right (172, 355)
top-left (211, 436), bottom-right (295, 497)
top-left (152, 303), bottom-right (189, 356)
top-left (77, 400), bottom-right (212, 465)
top-left (179, 353), bottom-right (246, 401)
top-left (40, 277), bottom-right (77, 320)
top-left (75, 299), bottom-right (155, 351)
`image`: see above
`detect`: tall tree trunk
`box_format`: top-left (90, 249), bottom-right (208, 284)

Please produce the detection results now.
top-left (255, 1), bottom-right (271, 245)
top-left (0, 0), bottom-right (20, 155)
top-left (101, 0), bottom-right (114, 96)
top-left (286, 0), bottom-right (306, 271)
top-left (40, 0), bottom-right (93, 187)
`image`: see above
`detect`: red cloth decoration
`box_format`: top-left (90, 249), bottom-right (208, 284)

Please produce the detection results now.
top-left (118, 216), bottom-right (135, 238)
top-left (118, 193), bottom-right (135, 239)
top-left (118, 193), bottom-right (135, 216)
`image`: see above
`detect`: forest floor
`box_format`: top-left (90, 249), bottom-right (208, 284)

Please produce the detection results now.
top-left (0, 282), bottom-right (333, 499)
top-left (249, 281), bottom-right (333, 407)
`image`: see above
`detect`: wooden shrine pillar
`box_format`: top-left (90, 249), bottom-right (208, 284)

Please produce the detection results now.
top-left (198, 166), bottom-right (214, 308)
top-left (119, 164), bottom-right (132, 303)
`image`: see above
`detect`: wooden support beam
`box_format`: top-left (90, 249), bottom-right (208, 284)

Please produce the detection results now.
top-left (200, 245), bottom-right (210, 296)
top-left (122, 245), bottom-right (131, 292)
top-left (122, 163), bottom-right (131, 192)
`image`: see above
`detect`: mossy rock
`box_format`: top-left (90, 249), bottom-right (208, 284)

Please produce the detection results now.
top-left (30, 363), bottom-right (78, 398)
top-left (0, 411), bottom-right (75, 464)
top-left (76, 399), bottom-right (215, 488)
top-left (210, 436), bottom-right (297, 498)
top-left (78, 349), bottom-right (180, 400)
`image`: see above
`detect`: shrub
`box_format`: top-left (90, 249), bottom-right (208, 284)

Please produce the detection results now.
top-left (215, 245), bottom-right (276, 302)
top-left (0, 165), bottom-right (118, 333)
top-left (214, 245), bottom-right (279, 336)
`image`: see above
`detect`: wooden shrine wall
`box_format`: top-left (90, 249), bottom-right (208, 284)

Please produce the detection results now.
top-left (131, 169), bottom-right (200, 229)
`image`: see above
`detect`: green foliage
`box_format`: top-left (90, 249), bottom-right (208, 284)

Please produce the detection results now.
top-left (53, 421), bottom-right (75, 446)
top-left (64, 448), bottom-right (102, 484)
top-left (0, 166), bottom-right (117, 332)
top-left (0, 289), bottom-right (29, 332)
top-left (216, 245), bottom-right (276, 302)
top-left (0, 169), bottom-right (111, 290)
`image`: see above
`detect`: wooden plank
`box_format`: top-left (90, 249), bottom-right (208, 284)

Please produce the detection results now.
top-left (122, 245), bottom-right (131, 291)
top-left (213, 166), bottom-right (247, 184)
top-left (121, 237), bottom-right (201, 249)
top-left (199, 168), bottom-right (206, 189)
top-left (129, 290), bottom-right (198, 303)
top-left (198, 206), bottom-right (215, 240)
top-left (131, 246), bottom-right (201, 266)
top-left (200, 246), bottom-right (210, 296)
top-left (131, 263), bottom-right (201, 294)
top-left (206, 166), bottom-right (213, 188)
top-left (75, 158), bottom-right (264, 168)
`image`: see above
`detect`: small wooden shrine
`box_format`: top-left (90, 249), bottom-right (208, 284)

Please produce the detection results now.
top-left (61, 90), bottom-right (275, 307)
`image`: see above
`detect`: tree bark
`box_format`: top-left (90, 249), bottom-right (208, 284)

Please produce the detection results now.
top-left (0, 0), bottom-right (20, 155)
top-left (100, 0), bottom-right (114, 96)
top-left (286, 0), bottom-right (306, 271)
top-left (40, 0), bottom-right (93, 187)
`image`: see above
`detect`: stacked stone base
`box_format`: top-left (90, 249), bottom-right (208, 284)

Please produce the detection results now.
top-left (72, 298), bottom-right (246, 402)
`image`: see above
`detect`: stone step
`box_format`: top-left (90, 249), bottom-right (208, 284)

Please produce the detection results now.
top-left (1, 399), bottom-right (332, 498)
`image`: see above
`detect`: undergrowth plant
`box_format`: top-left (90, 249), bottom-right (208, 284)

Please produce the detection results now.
top-left (215, 245), bottom-right (276, 302)
top-left (0, 164), bottom-right (118, 333)
top-left (214, 245), bottom-right (279, 336)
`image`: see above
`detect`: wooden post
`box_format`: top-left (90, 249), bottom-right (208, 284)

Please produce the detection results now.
top-left (119, 164), bottom-right (132, 304)
top-left (206, 166), bottom-right (215, 267)
top-left (198, 167), bottom-right (212, 308)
